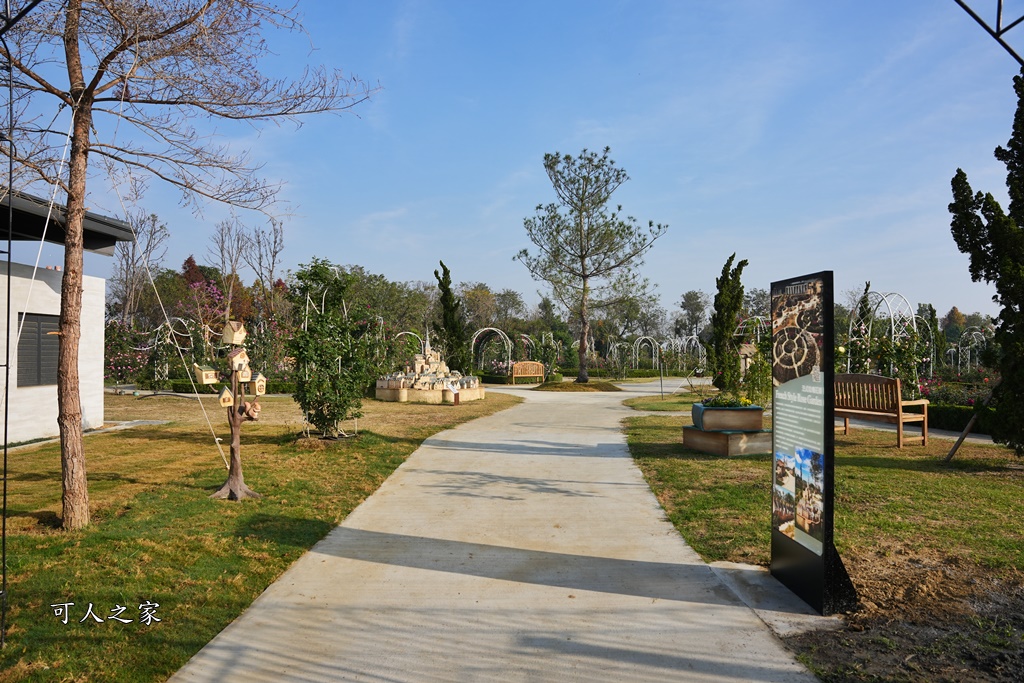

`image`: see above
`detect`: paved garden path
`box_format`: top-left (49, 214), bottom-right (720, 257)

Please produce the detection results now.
top-left (171, 384), bottom-right (818, 682)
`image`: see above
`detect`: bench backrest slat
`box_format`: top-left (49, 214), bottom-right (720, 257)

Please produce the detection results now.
top-left (834, 373), bottom-right (901, 413)
top-left (512, 361), bottom-right (545, 378)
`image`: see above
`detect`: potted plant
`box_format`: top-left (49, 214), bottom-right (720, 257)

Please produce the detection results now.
top-left (691, 394), bottom-right (764, 431)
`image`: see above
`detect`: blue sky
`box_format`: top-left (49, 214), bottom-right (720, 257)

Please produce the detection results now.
top-left (44, 1), bottom-right (1024, 322)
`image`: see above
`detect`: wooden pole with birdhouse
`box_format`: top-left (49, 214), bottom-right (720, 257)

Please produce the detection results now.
top-left (211, 322), bottom-right (263, 501)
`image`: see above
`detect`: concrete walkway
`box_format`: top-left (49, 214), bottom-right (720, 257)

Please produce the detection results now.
top-left (171, 385), bottom-right (819, 682)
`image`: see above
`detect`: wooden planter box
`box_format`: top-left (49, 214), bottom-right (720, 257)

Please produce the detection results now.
top-left (691, 403), bottom-right (763, 431)
top-left (682, 426), bottom-right (772, 456)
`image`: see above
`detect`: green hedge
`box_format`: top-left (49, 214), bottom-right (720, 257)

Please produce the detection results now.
top-left (927, 404), bottom-right (995, 435)
top-left (477, 374), bottom-right (544, 385)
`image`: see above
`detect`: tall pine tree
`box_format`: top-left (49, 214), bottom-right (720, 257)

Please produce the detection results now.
top-left (515, 147), bottom-right (666, 382)
top-left (433, 261), bottom-right (471, 373)
top-left (708, 254), bottom-right (748, 391)
top-left (948, 68), bottom-right (1024, 455)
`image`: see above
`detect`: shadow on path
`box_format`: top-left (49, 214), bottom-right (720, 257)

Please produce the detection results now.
top-left (314, 526), bottom-right (736, 606)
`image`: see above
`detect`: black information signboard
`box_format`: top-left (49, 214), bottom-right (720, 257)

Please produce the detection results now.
top-left (769, 271), bottom-right (856, 615)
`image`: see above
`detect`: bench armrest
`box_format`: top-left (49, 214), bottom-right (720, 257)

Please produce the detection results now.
top-left (901, 399), bottom-right (929, 406)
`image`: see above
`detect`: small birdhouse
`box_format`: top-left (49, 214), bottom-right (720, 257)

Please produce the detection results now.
top-left (252, 373), bottom-right (267, 396)
top-left (226, 347), bottom-right (250, 372)
top-left (218, 386), bottom-right (235, 407)
top-left (237, 365), bottom-right (253, 383)
top-left (222, 321), bottom-right (247, 346)
top-left (193, 363), bottom-right (218, 385)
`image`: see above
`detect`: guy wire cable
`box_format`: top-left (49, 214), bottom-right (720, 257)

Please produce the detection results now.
top-left (100, 37), bottom-right (228, 468)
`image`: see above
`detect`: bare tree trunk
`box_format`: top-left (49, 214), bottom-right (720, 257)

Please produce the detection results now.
top-left (208, 217), bottom-right (246, 324)
top-left (58, 2), bottom-right (91, 530)
top-left (576, 278), bottom-right (590, 383)
top-left (211, 370), bottom-right (260, 501)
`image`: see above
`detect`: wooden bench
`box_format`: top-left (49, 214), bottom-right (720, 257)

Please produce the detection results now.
top-left (511, 361), bottom-right (545, 383)
top-left (834, 373), bottom-right (928, 447)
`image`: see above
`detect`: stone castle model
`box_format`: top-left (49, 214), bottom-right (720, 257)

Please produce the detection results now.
top-left (375, 343), bottom-right (484, 404)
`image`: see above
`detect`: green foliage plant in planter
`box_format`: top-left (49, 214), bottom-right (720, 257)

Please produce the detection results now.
top-left (691, 394), bottom-right (763, 432)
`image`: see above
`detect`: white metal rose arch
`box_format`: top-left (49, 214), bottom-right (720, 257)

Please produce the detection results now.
top-left (733, 316), bottom-right (769, 342)
top-left (394, 331), bottom-right (426, 356)
top-left (632, 336), bottom-right (660, 369)
top-left (847, 290), bottom-right (918, 375)
top-left (958, 326), bottom-right (989, 372)
top-left (663, 335), bottom-right (706, 371)
top-left (471, 327), bottom-right (513, 372)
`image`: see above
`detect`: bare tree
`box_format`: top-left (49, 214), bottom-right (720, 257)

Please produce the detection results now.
top-left (242, 217), bottom-right (285, 317)
top-left (207, 215), bottom-right (247, 323)
top-left (108, 210), bottom-right (169, 325)
top-left (412, 280), bottom-right (439, 339)
top-left (0, 0), bottom-right (374, 529)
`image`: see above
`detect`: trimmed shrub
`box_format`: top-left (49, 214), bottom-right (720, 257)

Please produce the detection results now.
top-left (169, 381), bottom-right (217, 394)
top-left (927, 404), bottom-right (996, 435)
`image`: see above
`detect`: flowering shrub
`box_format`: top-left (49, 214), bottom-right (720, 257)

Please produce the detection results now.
top-left (106, 349), bottom-right (149, 384)
top-left (488, 359), bottom-right (510, 375)
top-left (920, 376), bottom-right (995, 407)
top-left (105, 320), bottom-right (148, 384)
top-left (701, 394), bottom-right (755, 408)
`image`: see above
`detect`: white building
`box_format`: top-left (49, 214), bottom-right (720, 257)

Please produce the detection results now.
top-left (1, 191), bottom-right (132, 444)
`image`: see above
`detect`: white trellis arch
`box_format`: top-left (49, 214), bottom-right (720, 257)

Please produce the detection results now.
top-left (663, 337), bottom-right (684, 371)
top-left (681, 335), bottom-right (707, 371)
top-left (608, 340), bottom-right (631, 363)
top-left (957, 326), bottom-right (988, 372)
top-left (518, 334), bottom-right (536, 360)
top-left (663, 336), bottom-right (700, 372)
top-left (632, 336), bottom-right (659, 369)
top-left (537, 331), bottom-right (562, 368)
top-left (847, 290), bottom-right (918, 375)
top-left (601, 339), bottom-right (629, 379)
top-left (134, 317), bottom-right (209, 382)
top-left (733, 316), bottom-right (769, 342)
top-left (570, 336), bottom-right (596, 357)
top-left (134, 317), bottom-right (198, 353)
top-left (471, 327), bottom-right (513, 372)
top-left (395, 331), bottom-right (426, 356)
top-left (912, 315), bottom-right (935, 378)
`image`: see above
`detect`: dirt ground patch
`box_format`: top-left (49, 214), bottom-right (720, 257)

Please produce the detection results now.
top-left (787, 543), bottom-right (1024, 682)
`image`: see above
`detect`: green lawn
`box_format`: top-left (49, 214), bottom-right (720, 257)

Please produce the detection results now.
top-left (624, 397), bottom-right (1024, 681)
top-left (0, 392), bottom-right (521, 682)
top-left (625, 412), bottom-right (1024, 569)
